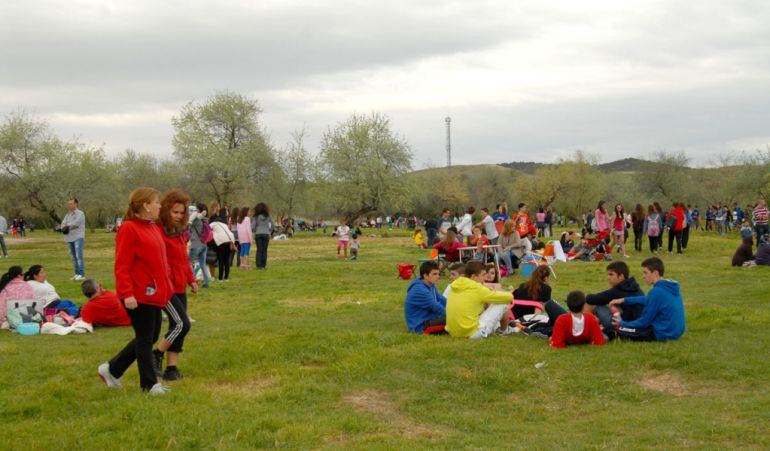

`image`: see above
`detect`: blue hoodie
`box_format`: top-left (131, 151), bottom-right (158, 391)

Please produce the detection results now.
top-left (404, 279), bottom-right (447, 333)
top-left (621, 279), bottom-right (686, 341)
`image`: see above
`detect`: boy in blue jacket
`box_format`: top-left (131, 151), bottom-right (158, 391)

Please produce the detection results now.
top-left (609, 257), bottom-right (686, 342)
top-left (404, 260), bottom-right (446, 333)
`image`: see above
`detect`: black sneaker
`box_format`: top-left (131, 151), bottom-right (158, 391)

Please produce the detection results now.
top-left (152, 350), bottom-right (164, 377)
top-left (163, 367), bottom-right (183, 381)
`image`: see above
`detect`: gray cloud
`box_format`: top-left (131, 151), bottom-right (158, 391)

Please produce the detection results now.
top-left (1, 0), bottom-right (769, 166)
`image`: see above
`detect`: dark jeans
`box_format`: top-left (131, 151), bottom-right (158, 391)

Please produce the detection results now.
top-left (544, 300), bottom-right (567, 328)
top-left (668, 230), bottom-right (682, 253)
top-left (426, 228), bottom-right (437, 246)
top-left (109, 303), bottom-right (162, 391)
top-left (0, 235), bottom-right (6, 256)
top-left (163, 293), bottom-right (191, 353)
top-left (421, 316), bottom-right (446, 329)
top-left (633, 229), bottom-right (643, 251)
top-left (681, 226), bottom-right (690, 249)
top-left (216, 243), bottom-right (232, 280)
top-left (255, 234), bottom-right (270, 268)
top-left (648, 235), bottom-right (658, 252)
top-left (594, 303), bottom-right (645, 332)
top-left (755, 224), bottom-right (769, 239)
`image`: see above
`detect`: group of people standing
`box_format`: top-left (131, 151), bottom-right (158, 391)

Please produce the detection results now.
top-left (98, 188), bottom-right (277, 394)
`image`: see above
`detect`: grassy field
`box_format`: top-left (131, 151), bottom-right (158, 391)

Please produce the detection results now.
top-left (1, 228), bottom-right (769, 449)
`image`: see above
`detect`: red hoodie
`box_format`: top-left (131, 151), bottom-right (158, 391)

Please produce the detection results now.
top-left (114, 218), bottom-right (172, 307)
top-left (162, 232), bottom-right (195, 294)
top-left (666, 207), bottom-right (686, 231)
top-left (549, 313), bottom-right (606, 349)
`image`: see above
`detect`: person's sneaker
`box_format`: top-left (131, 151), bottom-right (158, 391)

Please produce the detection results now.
top-left (152, 350), bottom-right (164, 377)
top-left (69, 274), bottom-right (78, 280)
top-left (73, 274), bottom-right (84, 281)
top-left (148, 383), bottom-right (170, 395)
top-left (163, 367), bottom-right (183, 381)
top-left (496, 325), bottom-right (517, 336)
top-left (98, 362), bottom-right (122, 388)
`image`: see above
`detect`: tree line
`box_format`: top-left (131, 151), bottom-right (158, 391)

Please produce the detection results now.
top-left (1, 91), bottom-right (768, 227)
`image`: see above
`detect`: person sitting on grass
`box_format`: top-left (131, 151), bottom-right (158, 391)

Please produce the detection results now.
top-left (24, 265), bottom-right (60, 307)
top-left (413, 228), bottom-right (428, 249)
top-left (434, 229), bottom-right (463, 263)
top-left (512, 266), bottom-right (551, 318)
top-left (483, 263), bottom-right (502, 291)
top-left (549, 291), bottom-right (606, 349)
top-left (585, 261), bottom-right (645, 331)
top-left (732, 236), bottom-right (755, 267)
top-left (445, 260), bottom-right (514, 339)
top-left (498, 219), bottom-right (529, 275)
top-left (755, 235), bottom-right (770, 266)
top-left (404, 261), bottom-right (446, 334)
top-left (442, 262), bottom-right (465, 298)
top-left (609, 257), bottom-right (686, 342)
top-left (0, 266), bottom-right (35, 326)
top-left (80, 279), bottom-right (131, 327)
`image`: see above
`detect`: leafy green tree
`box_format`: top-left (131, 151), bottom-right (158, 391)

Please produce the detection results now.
top-left (272, 128), bottom-right (315, 216)
top-left (319, 112), bottom-right (413, 221)
top-left (0, 112), bottom-right (98, 223)
top-left (172, 92), bottom-right (275, 205)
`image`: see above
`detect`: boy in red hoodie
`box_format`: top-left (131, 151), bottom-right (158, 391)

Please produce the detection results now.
top-left (549, 291), bottom-right (606, 349)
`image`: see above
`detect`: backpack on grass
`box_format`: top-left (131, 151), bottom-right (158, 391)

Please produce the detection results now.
top-left (6, 300), bottom-right (44, 329)
top-left (397, 263), bottom-right (416, 280)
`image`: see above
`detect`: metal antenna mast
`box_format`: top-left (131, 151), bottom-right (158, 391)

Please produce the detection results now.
top-left (445, 117), bottom-right (451, 168)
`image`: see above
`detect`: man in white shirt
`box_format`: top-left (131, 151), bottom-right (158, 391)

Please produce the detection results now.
top-left (476, 208), bottom-right (500, 245)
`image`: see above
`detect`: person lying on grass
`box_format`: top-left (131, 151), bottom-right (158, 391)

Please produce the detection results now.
top-left (585, 261), bottom-right (645, 331)
top-left (549, 291), bottom-right (606, 349)
top-left (80, 279), bottom-right (131, 327)
top-left (445, 260), bottom-right (515, 339)
top-left (404, 260), bottom-right (446, 334)
top-left (442, 262), bottom-right (465, 298)
top-left (609, 257), bottom-right (686, 342)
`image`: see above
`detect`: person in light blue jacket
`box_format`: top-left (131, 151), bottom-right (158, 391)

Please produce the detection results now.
top-left (609, 257), bottom-right (685, 342)
top-left (404, 261), bottom-right (446, 333)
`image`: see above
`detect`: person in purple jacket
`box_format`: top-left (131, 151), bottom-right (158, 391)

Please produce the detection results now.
top-left (404, 260), bottom-right (446, 333)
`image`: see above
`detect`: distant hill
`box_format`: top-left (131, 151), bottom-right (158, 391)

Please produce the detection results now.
top-left (498, 157), bottom-right (684, 173)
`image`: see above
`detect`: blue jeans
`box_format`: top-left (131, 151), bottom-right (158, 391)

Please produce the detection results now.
top-left (67, 238), bottom-right (85, 276)
top-left (499, 250), bottom-right (520, 274)
top-left (0, 235), bottom-right (6, 256)
top-left (189, 245), bottom-right (210, 286)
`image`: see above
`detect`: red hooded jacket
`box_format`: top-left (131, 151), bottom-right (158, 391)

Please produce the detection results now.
top-left (162, 231), bottom-right (195, 294)
top-left (666, 207), bottom-right (686, 232)
top-left (114, 218), bottom-right (172, 307)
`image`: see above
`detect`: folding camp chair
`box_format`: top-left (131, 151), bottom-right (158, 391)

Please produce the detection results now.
top-left (541, 240), bottom-right (567, 278)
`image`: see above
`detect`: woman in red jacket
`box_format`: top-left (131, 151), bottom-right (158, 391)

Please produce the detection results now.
top-left (666, 202), bottom-right (686, 255)
top-left (152, 189), bottom-right (196, 381)
top-left (98, 187), bottom-right (172, 395)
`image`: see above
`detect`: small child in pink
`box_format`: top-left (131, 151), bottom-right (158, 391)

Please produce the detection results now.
top-left (237, 215), bottom-right (253, 269)
top-left (336, 223), bottom-right (350, 259)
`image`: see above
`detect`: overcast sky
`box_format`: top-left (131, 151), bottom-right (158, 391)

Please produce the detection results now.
top-left (2, 0), bottom-right (769, 167)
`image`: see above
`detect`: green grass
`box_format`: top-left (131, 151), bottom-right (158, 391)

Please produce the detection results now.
top-left (1, 229), bottom-right (769, 449)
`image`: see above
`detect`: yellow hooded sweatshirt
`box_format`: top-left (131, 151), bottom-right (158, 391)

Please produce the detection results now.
top-left (445, 277), bottom-right (513, 338)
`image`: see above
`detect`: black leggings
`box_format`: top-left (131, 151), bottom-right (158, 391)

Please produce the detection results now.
top-left (109, 303), bottom-right (162, 391)
top-left (163, 293), bottom-right (191, 353)
top-left (633, 229), bottom-right (643, 251)
top-left (216, 243), bottom-right (232, 280)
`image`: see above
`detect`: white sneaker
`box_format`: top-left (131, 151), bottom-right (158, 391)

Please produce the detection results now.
top-left (69, 274), bottom-right (78, 280)
top-left (75, 275), bottom-right (85, 281)
top-left (496, 325), bottom-right (517, 336)
top-left (148, 383), bottom-right (170, 395)
top-left (98, 362), bottom-right (122, 388)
